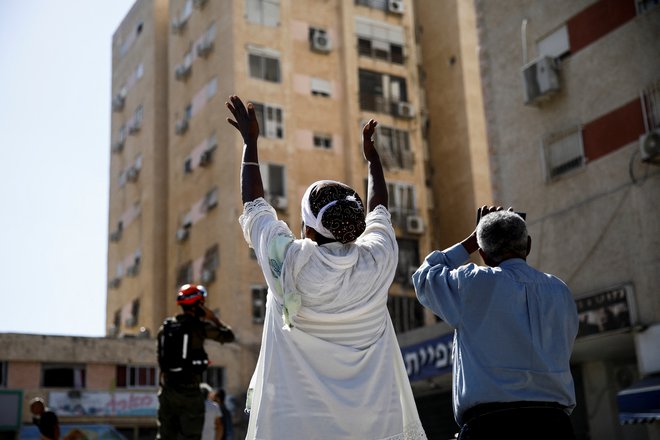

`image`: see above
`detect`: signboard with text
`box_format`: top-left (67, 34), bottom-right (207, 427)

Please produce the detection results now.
top-left (576, 284), bottom-right (636, 339)
top-left (401, 332), bottom-right (454, 382)
top-left (50, 391), bottom-right (157, 416)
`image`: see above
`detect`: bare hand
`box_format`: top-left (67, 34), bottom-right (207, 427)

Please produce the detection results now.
top-left (362, 119), bottom-right (378, 161)
top-left (226, 95), bottom-right (259, 143)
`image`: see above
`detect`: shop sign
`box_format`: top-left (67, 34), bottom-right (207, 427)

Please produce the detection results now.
top-left (49, 391), bottom-right (157, 416)
top-left (401, 332), bottom-right (454, 382)
top-left (576, 284), bottom-right (636, 339)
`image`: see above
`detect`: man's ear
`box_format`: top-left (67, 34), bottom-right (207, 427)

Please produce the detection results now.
top-left (526, 235), bottom-right (532, 256)
top-left (478, 248), bottom-right (493, 267)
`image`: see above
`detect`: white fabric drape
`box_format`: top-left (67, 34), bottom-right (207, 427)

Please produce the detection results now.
top-left (239, 198), bottom-right (426, 440)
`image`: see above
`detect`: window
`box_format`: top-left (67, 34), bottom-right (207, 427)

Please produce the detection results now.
top-left (184, 157), bottom-right (193, 174)
top-left (204, 187), bottom-right (219, 211)
top-left (542, 125), bottom-right (584, 180)
top-left (0, 361), bottom-right (6, 387)
top-left (203, 244), bottom-right (220, 273)
top-left (248, 49), bottom-right (281, 82)
top-left (355, 0), bottom-right (388, 11)
top-left (388, 295), bottom-right (425, 333)
top-left (136, 63), bottom-right (144, 79)
top-left (376, 125), bottom-right (413, 170)
top-left (246, 0), bottom-right (280, 26)
top-left (355, 17), bottom-right (405, 64)
top-left (202, 366), bottom-right (225, 389)
top-left (311, 78), bottom-right (332, 97)
top-left (42, 364), bottom-right (86, 388)
top-left (252, 285), bottom-right (268, 323)
top-left (260, 163), bottom-right (287, 209)
top-left (176, 261), bottom-right (193, 287)
top-left (387, 182), bottom-right (416, 227)
top-left (116, 365), bottom-right (157, 388)
top-left (358, 69), bottom-right (408, 115)
top-left (252, 102), bottom-right (283, 139)
top-left (395, 238), bottom-right (419, 284)
top-left (313, 133), bottom-right (333, 149)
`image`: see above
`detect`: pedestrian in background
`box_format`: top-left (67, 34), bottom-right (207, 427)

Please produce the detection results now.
top-left (200, 383), bottom-right (223, 440)
top-left (413, 206), bottom-right (578, 439)
top-left (30, 397), bottom-right (60, 440)
top-left (156, 284), bottom-right (235, 440)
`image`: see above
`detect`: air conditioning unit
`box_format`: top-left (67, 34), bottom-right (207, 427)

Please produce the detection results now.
top-left (269, 195), bottom-right (288, 210)
top-left (197, 40), bottom-right (214, 57)
top-left (522, 56), bottom-right (560, 105)
top-left (128, 121), bottom-right (141, 135)
top-left (126, 167), bottom-right (139, 182)
top-left (112, 94), bottom-right (125, 112)
top-left (111, 139), bottom-right (125, 153)
top-left (199, 149), bottom-right (213, 167)
top-left (639, 129), bottom-right (660, 164)
top-left (171, 18), bottom-right (184, 34)
top-left (175, 118), bottom-right (189, 135)
top-left (124, 316), bottom-right (137, 327)
top-left (406, 215), bottom-right (424, 234)
top-left (175, 63), bottom-right (191, 81)
top-left (193, 0), bottom-right (208, 8)
top-left (396, 101), bottom-right (415, 119)
top-left (387, 0), bottom-right (405, 14)
top-left (176, 227), bottom-right (189, 242)
top-left (201, 269), bottom-right (216, 284)
top-left (109, 230), bottom-right (122, 242)
top-left (311, 29), bottom-right (332, 53)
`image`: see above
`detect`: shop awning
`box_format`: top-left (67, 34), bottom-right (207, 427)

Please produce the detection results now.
top-left (617, 375), bottom-right (660, 425)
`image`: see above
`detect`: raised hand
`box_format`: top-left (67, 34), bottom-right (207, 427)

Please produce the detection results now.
top-left (362, 119), bottom-right (379, 162)
top-left (226, 95), bottom-right (259, 144)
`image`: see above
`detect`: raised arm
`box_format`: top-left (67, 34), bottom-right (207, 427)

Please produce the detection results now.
top-left (226, 95), bottom-right (264, 203)
top-left (362, 119), bottom-right (388, 212)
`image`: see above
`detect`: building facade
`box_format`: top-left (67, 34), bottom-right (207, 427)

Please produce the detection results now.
top-left (106, 0), bottom-right (434, 433)
top-left (398, 0), bottom-right (660, 438)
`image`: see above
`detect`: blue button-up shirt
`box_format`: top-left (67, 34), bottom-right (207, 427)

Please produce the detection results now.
top-left (412, 243), bottom-right (578, 425)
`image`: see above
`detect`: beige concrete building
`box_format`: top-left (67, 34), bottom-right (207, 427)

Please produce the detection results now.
top-left (404, 0), bottom-right (660, 439)
top-left (105, 0), bottom-right (435, 434)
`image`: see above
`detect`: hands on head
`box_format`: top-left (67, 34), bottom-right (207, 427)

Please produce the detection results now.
top-left (226, 95), bottom-right (259, 143)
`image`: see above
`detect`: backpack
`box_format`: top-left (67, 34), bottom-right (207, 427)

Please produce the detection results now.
top-left (158, 317), bottom-right (208, 374)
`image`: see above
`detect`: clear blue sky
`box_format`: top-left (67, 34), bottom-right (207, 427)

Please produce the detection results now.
top-left (0, 1), bottom-right (136, 336)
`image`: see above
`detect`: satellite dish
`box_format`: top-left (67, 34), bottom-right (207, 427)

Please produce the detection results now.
top-left (640, 130), bottom-right (660, 164)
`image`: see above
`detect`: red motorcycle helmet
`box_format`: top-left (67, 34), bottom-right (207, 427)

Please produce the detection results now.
top-left (176, 284), bottom-right (207, 306)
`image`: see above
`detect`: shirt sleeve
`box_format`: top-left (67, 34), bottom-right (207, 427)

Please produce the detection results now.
top-left (204, 321), bottom-right (236, 343)
top-left (412, 243), bottom-right (472, 327)
top-left (356, 204), bottom-right (398, 257)
top-left (238, 197), bottom-right (295, 301)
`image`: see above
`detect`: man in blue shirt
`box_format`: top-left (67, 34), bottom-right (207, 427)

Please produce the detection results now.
top-left (413, 206), bottom-right (578, 440)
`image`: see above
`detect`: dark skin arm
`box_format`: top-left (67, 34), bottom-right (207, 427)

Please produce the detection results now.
top-left (362, 119), bottom-right (388, 212)
top-left (226, 95), bottom-right (264, 203)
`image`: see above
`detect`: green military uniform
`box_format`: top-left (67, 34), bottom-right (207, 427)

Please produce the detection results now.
top-left (156, 313), bottom-right (234, 440)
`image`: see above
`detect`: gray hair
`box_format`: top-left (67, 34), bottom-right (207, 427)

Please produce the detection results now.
top-left (477, 211), bottom-right (528, 264)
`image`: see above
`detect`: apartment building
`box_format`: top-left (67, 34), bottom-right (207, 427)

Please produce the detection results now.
top-left (396, 0), bottom-right (660, 438)
top-left (104, 0), bottom-right (433, 434)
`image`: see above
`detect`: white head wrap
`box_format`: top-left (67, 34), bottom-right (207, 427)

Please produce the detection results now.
top-left (301, 180), bottom-right (363, 240)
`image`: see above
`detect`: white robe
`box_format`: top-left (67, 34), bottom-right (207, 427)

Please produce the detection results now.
top-left (239, 198), bottom-right (427, 440)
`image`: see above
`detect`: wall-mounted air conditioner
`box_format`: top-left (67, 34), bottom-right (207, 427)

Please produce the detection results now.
top-left (406, 215), bottom-right (424, 234)
top-left (311, 29), bottom-right (332, 53)
top-left (522, 56), bottom-right (560, 106)
top-left (640, 129), bottom-right (660, 164)
top-left (175, 118), bottom-right (189, 135)
top-left (176, 227), bottom-right (189, 242)
top-left (175, 63), bottom-right (192, 81)
top-left (387, 0), bottom-right (405, 15)
top-left (196, 39), bottom-right (214, 57)
top-left (396, 101), bottom-right (415, 119)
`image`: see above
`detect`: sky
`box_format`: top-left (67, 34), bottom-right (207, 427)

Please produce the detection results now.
top-left (0, 1), bottom-right (136, 337)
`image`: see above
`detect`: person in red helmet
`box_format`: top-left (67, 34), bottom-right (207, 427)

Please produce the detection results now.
top-left (156, 284), bottom-right (235, 440)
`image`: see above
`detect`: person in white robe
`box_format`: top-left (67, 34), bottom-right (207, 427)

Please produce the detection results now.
top-left (226, 95), bottom-right (427, 440)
